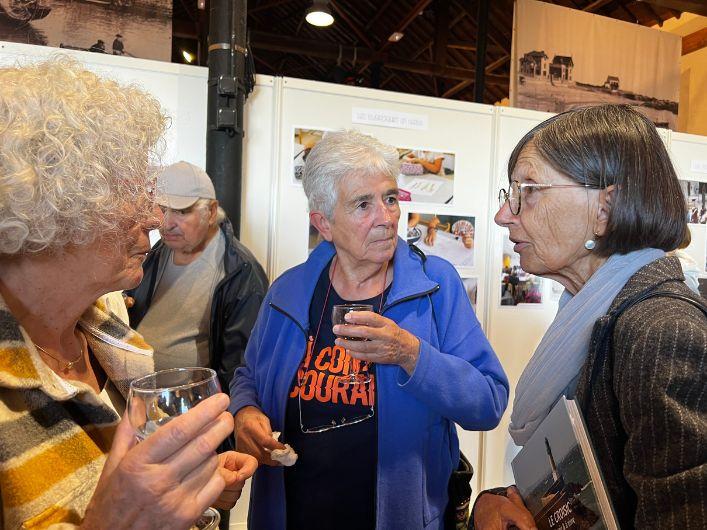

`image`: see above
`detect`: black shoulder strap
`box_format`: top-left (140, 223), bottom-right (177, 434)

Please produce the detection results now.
top-left (587, 287), bottom-right (707, 392)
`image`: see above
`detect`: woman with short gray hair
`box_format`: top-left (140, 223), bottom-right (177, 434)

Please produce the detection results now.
top-left (474, 105), bottom-right (707, 529)
top-left (232, 130), bottom-right (509, 530)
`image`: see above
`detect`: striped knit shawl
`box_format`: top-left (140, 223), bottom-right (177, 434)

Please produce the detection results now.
top-left (0, 296), bottom-right (153, 529)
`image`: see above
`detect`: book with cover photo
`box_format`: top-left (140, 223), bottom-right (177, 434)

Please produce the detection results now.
top-left (511, 397), bottom-right (619, 530)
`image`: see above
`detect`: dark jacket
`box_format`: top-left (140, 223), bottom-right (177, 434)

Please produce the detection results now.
top-left (575, 256), bottom-right (707, 529)
top-left (127, 218), bottom-right (268, 394)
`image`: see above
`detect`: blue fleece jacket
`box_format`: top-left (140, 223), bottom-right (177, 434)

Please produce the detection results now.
top-left (230, 239), bottom-right (509, 529)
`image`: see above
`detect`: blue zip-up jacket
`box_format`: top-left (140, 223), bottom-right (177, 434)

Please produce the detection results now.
top-left (230, 239), bottom-right (509, 529)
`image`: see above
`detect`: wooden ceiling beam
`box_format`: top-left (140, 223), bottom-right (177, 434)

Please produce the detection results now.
top-left (329, 0), bottom-right (375, 49)
top-left (364, 0), bottom-right (395, 31)
top-left (377, 0), bottom-right (434, 54)
top-left (683, 27), bottom-right (707, 55)
top-left (250, 0), bottom-right (291, 14)
top-left (447, 39), bottom-right (506, 54)
top-left (582, 0), bottom-right (614, 11)
top-left (642, 1), bottom-right (665, 25)
top-left (442, 80), bottom-right (472, 98)
top-left (486, 54), bottom-right (510, 73)
top-left (249, 31), bottom-right (509, 84)
top-left (635, 0), bottom-right (706, 16)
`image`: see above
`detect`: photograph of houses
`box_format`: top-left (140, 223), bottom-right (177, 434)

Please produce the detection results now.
top-left (513, 0), bottom-right (681, 129)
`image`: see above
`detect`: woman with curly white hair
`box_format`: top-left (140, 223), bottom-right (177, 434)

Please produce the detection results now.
top-left (0, 58), bottom-right (257, 529)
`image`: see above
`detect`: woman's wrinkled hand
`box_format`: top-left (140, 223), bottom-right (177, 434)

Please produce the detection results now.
top-left (234, 406), bottom-right (285, 467)
top-left (473, 487), bottom-right (538, 530)
top-left (333, 311), bottom-right (420, 375)
top-left (211, 451), bottom-right (259, 510)
top-left (82, 393), bottom-right (234, 530)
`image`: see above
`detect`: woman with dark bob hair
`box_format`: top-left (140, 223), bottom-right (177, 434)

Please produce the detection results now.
top-left (473, 105), bottom-right (706, 529)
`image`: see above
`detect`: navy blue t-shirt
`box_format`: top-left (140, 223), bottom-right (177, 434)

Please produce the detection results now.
top-left (284, 264), bottom-right (389, 530)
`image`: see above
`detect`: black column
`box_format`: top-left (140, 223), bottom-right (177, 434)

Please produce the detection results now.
top-left (206, 0), bottom-right (247, 237)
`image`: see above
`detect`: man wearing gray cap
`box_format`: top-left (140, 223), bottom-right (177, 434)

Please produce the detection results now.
top-left (127, 161), bottom-right (268, 398)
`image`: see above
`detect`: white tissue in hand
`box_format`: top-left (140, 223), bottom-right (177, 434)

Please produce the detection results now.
top-left (270, 431), bottom-right (298, 466)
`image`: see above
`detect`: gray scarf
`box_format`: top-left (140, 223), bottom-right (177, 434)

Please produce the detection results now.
top-left (509, 248), bottom-right (665, 446)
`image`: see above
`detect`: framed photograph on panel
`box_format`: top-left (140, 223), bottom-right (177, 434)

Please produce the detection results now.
top-left (397, 148), bottom-right (455, 205)
top-left (407, 212), bottom-right (475, 268)
top-left (500, 233), bottom-right (543, 306)
top-left (293, 128), bottom-right (327, 185)
top-left (680, 180), bottom-right (707, 224)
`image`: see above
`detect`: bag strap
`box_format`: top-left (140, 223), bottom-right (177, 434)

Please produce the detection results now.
top-left (587, 286), bottom-right (707, 397)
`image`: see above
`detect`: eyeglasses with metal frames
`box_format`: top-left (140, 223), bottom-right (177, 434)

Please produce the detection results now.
top-left (498, 181), bottom-right (601, 215)
top-left (298, 373), bottom-right (375, 434)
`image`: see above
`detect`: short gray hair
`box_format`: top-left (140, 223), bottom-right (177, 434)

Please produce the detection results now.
top-left (302, 130), bottom-right (400, 218)
top-left (193, 198), bottom-right (226, 224)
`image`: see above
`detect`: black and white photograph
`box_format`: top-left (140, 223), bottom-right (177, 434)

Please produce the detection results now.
top-left (462, 277), bottom-right (478, 314)
top-left (396, 147), bottom-right (455, 205)
top-left (681, 180), bottom-right (707, 224)
top-left (501, 233), bottom-right (543, 306)
top-left (0, 0), bottom-right (171, 61)
top-left (513, 0), bottom-right (681, 129)
top-left (407, 212), bottom-right (475, 268)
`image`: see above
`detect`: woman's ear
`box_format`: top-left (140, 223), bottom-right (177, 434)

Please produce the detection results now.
top-left (310, 211), bottom-right (333, 242)
top-left (594, 185), bottom-right (615, 237)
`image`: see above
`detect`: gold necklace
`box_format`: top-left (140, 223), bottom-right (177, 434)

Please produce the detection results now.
top-left (33, 332), bottom-right (86, 372)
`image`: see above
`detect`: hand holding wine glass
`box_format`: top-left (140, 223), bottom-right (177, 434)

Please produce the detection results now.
top-left (82, 368), bottom-right (257, 530)
top-left (82, 391), bottom-right (234, 530)
top-left (333, 311), bottom-right (421, 376)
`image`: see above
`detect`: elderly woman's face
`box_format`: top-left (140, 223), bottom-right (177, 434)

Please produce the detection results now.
top-left (93, 204), bottom-right (161, 292)
top-left (327, 172), bottom-right (400, 265)
top-left (494, 145), bottom-right (598, 277)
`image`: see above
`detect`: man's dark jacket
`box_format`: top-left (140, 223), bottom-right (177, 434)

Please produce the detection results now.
top-left (127, 218), bottom-right (268, 394)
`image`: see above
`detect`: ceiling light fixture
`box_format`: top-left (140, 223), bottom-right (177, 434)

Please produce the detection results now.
top-left (306, 0), bottom-right (334, 27)
top-left (182, 50), bottom-right (195, 63)
top-left (388, 31), bottom-right (404, 42)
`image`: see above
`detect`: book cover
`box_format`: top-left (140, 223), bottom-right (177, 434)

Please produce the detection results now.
top-left (511, 397), bottom-right (619, 530)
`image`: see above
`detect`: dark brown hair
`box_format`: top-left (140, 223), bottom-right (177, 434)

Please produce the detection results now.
top-left (507, 105), bottom-right (686, 256)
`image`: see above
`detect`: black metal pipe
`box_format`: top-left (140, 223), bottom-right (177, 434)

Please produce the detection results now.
top-left (474, 0), bottom-right (489, 103)
top-left (206, 0), bottom-right (247, 237)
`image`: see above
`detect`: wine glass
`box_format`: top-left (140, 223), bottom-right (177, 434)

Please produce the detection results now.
top-left (127, 367), bottom-right (222, 530)
top-left (332, 304), bottom-right (373, 385)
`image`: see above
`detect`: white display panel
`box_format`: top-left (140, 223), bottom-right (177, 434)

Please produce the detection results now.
top-left (271, 77), bottom-right (494, 496)
top-left (671, 132), bottom-right (707, 278)
top-left (480, 106), bottom-right (561, 492)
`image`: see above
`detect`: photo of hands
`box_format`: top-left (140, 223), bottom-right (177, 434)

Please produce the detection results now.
top-left (407, 212), bottom-right (475, 268)
top-left (397, 148), bottom-right (456, 205)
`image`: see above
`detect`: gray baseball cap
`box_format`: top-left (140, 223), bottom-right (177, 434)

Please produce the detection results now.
top-left (156, 161), bottom-right (216, 209)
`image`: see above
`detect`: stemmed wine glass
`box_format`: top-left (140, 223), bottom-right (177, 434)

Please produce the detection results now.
top-left (127, 367), bottom-right (222, 530)
top-left (332, 303), bottom-right (373, 385)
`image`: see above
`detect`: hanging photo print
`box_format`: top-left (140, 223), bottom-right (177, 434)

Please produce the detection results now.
top-left (407, 212), bottom-right (475, 268)
top-left (397, 148), bottom-right (455, 205)
top-left (500, 233), bottom-right (543, 306)
top-left (680, 180), bottom-right (707, 224)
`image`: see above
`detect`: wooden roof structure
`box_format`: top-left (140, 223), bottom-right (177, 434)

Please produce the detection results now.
top-left (172, 0), bottom-right (707, 105)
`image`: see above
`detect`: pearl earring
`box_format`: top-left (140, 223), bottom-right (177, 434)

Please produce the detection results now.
top-left (585, 230), bottom-right (599, 250)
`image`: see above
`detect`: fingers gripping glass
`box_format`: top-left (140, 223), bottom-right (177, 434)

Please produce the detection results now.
top-left (332, 304), bottom-right (373, 386)
top-left (498, 181), bottom-right (601, 215)
top-left (127, 367), bottom-right (222, 529)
